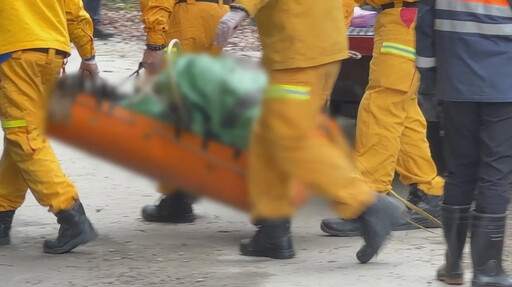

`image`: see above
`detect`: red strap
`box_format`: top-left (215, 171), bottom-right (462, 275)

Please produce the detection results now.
top-left (400, 8), bottom-right (417, 29)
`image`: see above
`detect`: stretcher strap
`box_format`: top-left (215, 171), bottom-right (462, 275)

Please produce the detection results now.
top-left (381, 42), bottom-right (416, 60)
top-left (2, 119), bottom-right (27, 128)
top-left (166, 39), bottom-right (189, 134)
top-left (265, 84), bottom-right (311, 100)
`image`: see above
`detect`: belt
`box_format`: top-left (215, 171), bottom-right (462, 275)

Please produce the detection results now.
top-left (25, 48), bottom-right (69, 57)
top-left (381, 2), bottom-right (417, 10)
top-left (176, 0), bottom-right (230, 4)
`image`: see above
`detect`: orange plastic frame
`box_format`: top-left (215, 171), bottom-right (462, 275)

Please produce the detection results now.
top-left (47, 94), bottom-right (310, 211)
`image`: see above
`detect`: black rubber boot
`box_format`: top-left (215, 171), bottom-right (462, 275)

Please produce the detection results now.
top-left (142, 191), bottom-right (196, 223)
top-left (436, 205), bottom-right (471, 285)
top-left (356, 194), bottom-right (404, 264)
top-left (393, 185), bottom-right (443, 231)
top-left (43, 201), bottom-right (98, 254)
top-left (471, 212), bottom-right (512, 287)
top-left (0, 210), bottom-right (15, 246)
top-left (240, 219), bottom-right (295, 259)
top-left (93, 22), bottom-right (113, 40)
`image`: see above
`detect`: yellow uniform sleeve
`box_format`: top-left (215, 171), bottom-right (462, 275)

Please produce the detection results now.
top-left (343, 0), bottom-right (364, 28)
top-left (232, 0), bottom-right (271, 17)
top-left (140, 0), bottom-right (174, 45)
top-left (65, 0), bottom-right (96, 59)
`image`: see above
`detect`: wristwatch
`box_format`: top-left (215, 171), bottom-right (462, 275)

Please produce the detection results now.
top-left (146, 43), bottom-right (166, 51)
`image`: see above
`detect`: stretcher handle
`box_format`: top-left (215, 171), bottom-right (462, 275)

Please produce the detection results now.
top-left (167, 39), bottom-right (182, 57)
top-left (165, 39), bottom-right (189, 136)
top-left (348, 50), bottom-right (362, 60)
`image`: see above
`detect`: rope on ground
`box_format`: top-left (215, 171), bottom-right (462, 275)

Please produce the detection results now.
top-left (355, 155), bottom-right (442, 234)
top-left (387, 188), bottom-right (442, 235)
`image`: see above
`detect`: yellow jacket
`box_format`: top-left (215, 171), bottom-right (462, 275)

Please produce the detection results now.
top-left (140, 0), bottom-right (174, 45)
top-left (343, 0), bottom-right (417, 28)
top-left (342, 0), bottom-right (418, 30)
top-left (0, 0), bottom-right (95, 59)
top-left (140, 0), bottom-right (229, 46)
top-left (232, 0), bottom-right (349, 70)
top-left (343, 0), bottom-right (362, 28)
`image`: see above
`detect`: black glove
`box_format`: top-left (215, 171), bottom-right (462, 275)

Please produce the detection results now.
top-left (418, 69), bottom-right (440, 121)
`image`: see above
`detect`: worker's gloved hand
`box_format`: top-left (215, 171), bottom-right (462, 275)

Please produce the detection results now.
top-left (79, 58), bottom-right (99, 76)
top-left (214, 9), bottom-right (249, 47)
top-left (418, 69), bottom-right (436, 96)
top-left (142, 49), bottom-right (165, 74)
top-left (418, 69), bottom-right (440, 121)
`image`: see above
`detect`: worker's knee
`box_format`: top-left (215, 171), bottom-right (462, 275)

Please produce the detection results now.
top-left (475, 187), bottom-right (510, 215)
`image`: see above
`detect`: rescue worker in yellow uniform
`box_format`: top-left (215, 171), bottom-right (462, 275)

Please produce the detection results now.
top-left (215, 0), bottom-right (403, 262)
top-left (320, 0), bottom-right (446, 236)
top-left (0, 0), bottom-right (98, 253)
top-left (139, 0), bottom-right (229, 223)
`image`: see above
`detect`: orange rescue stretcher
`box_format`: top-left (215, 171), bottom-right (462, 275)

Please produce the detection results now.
top-left (47, 93), bottom-right (311, 211)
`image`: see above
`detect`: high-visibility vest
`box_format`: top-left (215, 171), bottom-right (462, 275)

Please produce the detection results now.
top-left (416, 0), bottom-right (512, 102)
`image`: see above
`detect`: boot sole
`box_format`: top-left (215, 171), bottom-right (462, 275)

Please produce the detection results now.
top-left (43, 230), bottom-right (98, 254)
top-left (142, 212), bottom-right (196, 224)
top-left (320, 222), bottom-right (361, 237)
top-left (438, 275), bottom-right (464, 285)
top-left (240, 248), bottom-right (295, 260)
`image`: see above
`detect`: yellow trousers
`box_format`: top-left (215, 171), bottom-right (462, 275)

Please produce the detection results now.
top-left (249, 62), bottom-right (376, 220)
top-left (158, 1), bottom-right (228, 195)
top-left (356, 8), bottom-right (444, 195)
top-left (0, 50), bottom-right (78, 213)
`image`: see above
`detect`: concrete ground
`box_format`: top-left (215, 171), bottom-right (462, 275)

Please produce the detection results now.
top-left (1, 40), bottom-right (511, 287)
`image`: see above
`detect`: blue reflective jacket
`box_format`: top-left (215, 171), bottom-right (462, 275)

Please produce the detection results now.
top-left (416, 0), bottom-right (512, 102)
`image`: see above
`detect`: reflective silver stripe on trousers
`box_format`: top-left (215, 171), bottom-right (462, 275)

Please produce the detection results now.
top-left (436, 0), bottom-right (512, 17)
top-left (416, 56), bottom-right (437, 68)
top-left (435, 19), bottom-right (512, 35)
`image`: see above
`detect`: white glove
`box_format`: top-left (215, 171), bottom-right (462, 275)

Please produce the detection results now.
top-left (214, 9), bottom-right (249, 47)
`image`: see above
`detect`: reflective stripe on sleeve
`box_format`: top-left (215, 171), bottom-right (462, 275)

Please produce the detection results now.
top-left (416, 56), bottom-right (437, 68)
top-left (436, 0), bottom-right (512, 17)
top-left (435, 19), bottom-right (512, 35)
top-left (265, 84), bottom-right (311, 100)
top-left (380, 42), bottom-right (416, 60)
top-left (2, 120), bottom-right (27, 128)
